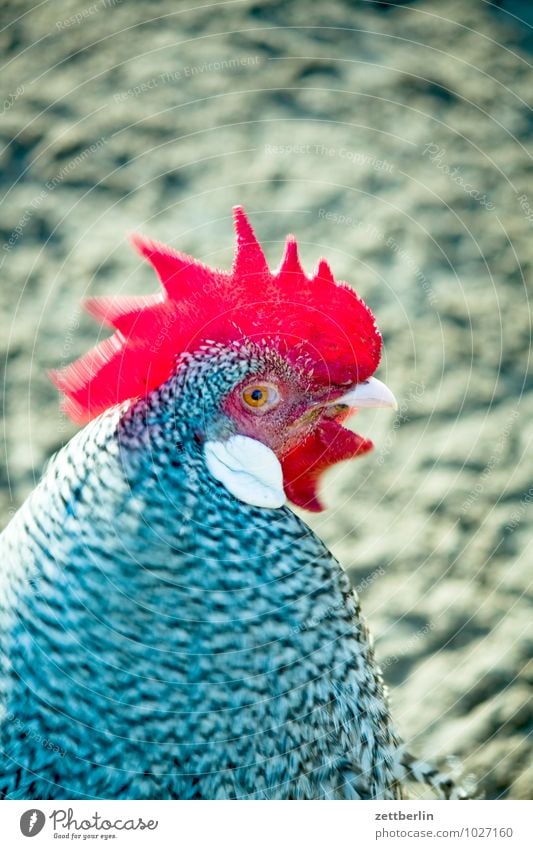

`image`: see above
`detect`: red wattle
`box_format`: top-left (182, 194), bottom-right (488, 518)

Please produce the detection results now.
top-left (281, 419), bottom-right (373, 512)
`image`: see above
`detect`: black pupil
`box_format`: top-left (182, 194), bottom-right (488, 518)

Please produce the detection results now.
top-left (251, 389), bottom-right (264, 401)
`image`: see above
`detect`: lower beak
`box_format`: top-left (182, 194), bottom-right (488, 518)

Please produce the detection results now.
top-left (333, 376), bottom-right (397, 409)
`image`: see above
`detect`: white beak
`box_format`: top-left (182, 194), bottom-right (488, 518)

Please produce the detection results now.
top-left (334, 376), bottom-right (397, 409)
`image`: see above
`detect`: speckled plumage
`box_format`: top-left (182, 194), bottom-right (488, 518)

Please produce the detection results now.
top-left (0, 344), bottom-right (411, 799)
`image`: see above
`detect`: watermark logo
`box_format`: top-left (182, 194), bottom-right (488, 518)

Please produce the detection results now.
top-left (422, 143), bottom-right (495, 211)
top-left (50, 808), bottom-right (158, 834)
top-left (517, 192), bottom-right (533, 226)
top-left (20, 809), bottom-right (46, 837)
top-left (1, 137), bottom-right (106, 254)
top-left (265, 143), bottom-right (394, 173)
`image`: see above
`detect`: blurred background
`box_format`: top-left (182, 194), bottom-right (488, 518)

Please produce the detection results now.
top-left (0, 0), bottom-right (531, 799)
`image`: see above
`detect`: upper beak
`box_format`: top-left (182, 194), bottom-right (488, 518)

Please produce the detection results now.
top-left (333, 376), bottom-right (398, 409)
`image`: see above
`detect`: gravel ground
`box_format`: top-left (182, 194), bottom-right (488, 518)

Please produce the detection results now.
top-left (0, 0), bottom-right (531, 799)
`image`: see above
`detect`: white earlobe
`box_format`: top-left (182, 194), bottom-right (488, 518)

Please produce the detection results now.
top-left (204, 435), bottom-right (286, 509)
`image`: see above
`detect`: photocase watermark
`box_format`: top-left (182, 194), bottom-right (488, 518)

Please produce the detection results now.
top-left (20, 809), bottom-right (46, 837)
top-left (317, 208), bottom-right (437, 306)
top-left (505, 484), bottom-right (533, 533)
top-left (1, 84), bottom-right (24, 116)
top-left (380, 621), bottom-right (436, 671)
top-left (46, 136), bottom-right (106, 190)
top-left (291, 566), bottom-right (385, 635)
top-left (56, 0), bottom-right (121, 30)
top-left (354, 567), bottom-right (386, 595)
top-left (266, 143), bottom-right (394, 173)
top-left (460, 408), bottom-right (519, 514)
top-left (57, 309), bottom-right (82, 434)
top-left (517, 193), bottom-right (533, 227)
top-left (4, 710), bottom-right (66, 758)
top-left (184, 55), bottom-right (260, 77)
top-left (59, 310), bottom-right (82, 365)
top-left (150, 311), bottom-right (179, 354)
top-left (375, 381), bottom-right (426, 466)
top-left (113, 56), bottom-right (261, 103)
top-left (421, 143), bottom-right (495, 211)
top-left (51, 807), bottom-right (158, 833)
top-left (2, 137), bottom-right (106, 253)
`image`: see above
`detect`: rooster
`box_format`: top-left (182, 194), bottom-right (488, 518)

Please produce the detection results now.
top-left (0, 208), bottom-right (467, 799)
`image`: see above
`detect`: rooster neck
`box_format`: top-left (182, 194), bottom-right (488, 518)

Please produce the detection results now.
top-left (0, 398), bottom-right (402, 800)
top-left (2, 406), bottom-right (370, 701)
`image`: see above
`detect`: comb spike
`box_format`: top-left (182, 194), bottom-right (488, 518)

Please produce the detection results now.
top-left (279, 235), bottom-right (304, 276)
top-left (315, 258), bottom-right (335, 285)
top-left (131, 234), bottom-right (219, 298)
top-left (232, 206), bottom-right (269, 279)
top-left (50, 334), bottom-right (127, 394)
top-left (83, 294), bottom-right (164, 329)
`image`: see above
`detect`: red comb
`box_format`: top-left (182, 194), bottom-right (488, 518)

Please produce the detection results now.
top-left (51, 207), bottom-right (381, 423)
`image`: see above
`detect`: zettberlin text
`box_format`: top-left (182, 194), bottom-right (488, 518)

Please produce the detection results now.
top-left (375, 811), bottom-right (434, 820)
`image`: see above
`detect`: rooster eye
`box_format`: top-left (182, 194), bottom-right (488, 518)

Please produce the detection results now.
top-left (242, 383), bottom-right (279, 410)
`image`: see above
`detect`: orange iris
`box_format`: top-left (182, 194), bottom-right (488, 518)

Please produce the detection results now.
top-left (242, 385), bottom-right (270, 407)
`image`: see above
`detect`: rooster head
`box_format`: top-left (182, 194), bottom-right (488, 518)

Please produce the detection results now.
top-left (52, 207), bottom-right (396, 512)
